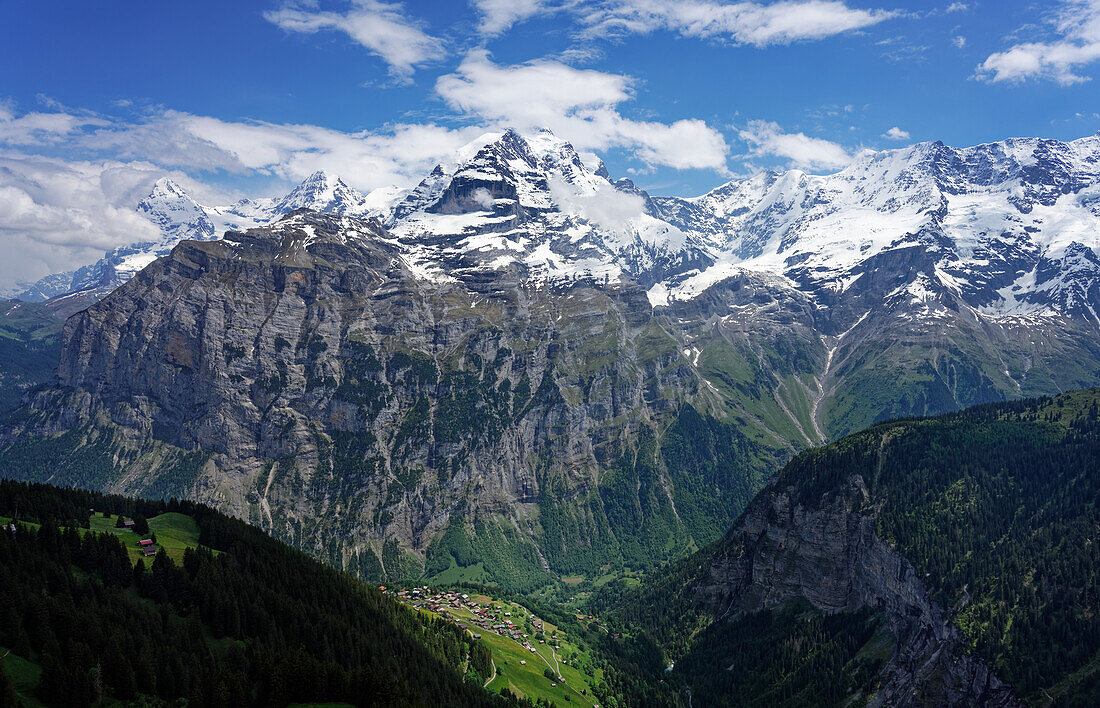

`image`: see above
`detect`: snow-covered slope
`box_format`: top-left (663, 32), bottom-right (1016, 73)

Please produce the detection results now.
top-left (376, 128), bottom-right (1100, 324)
top-left (385, 128), bottom-right (712, 287)
top-left (651, 133), bottom-right (1100, 318)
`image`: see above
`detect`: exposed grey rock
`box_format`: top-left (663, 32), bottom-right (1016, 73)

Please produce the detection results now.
top-left (694, 458), bottom-right (1018, 706)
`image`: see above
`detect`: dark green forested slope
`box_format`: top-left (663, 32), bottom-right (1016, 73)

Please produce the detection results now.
top-left (0, 480), bottom-right (525, 708)
top-left (593, 389), bottom-right (1100, 706)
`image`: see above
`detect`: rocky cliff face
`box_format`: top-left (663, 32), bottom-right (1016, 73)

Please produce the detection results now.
top-left (694, 470), bottom-right (1017, 706)
top-left (9, 209), bottom-right (778, 587)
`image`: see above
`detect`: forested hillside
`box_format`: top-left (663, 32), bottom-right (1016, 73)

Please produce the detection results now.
top-left (0, 480), bottom-right (523, 707)
top-left (595, 389), bottom-right (1100, 706)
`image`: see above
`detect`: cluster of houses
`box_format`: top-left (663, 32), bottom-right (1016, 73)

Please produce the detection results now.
top-left (388, 586), bottom-right (602, 707)
top-left (393, 587), bottom-right (552, 655)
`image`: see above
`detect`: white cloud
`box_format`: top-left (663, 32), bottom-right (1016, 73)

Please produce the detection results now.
top-left (0, 109), bottom-right (107, 145)
top-left (436, 51), bottom-right (729, 170)
top-left (976, 0), bottom-right (1100, 85)
top-left (577, 0), bottom-right (895, 46)
top-left (952, 35), bottom-right (966, 48)
top-left (264, 0), bottom-right (445, 82)
top-left (883, 125), bottom-right (911, 140)
top-left (471, 0), bottom-right (553, 36)
top-left (739, 120), bottom-right (853, 171)
top-left (72, 110), bottom-right (485, 193)
top-left (0, 107), bottom-right (487, 292)
top-left (946, 2), bottom-right (968, 12)
top-left (0, 156), bottom-right (165, 289)
top-left (548, 176), bottom-right (648, 232)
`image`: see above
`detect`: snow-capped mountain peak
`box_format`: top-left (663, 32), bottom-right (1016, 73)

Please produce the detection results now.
top-left (384, 127), bottom-right (710, 289)
top-left (147, 177), bottom-right (191, 200)
top-left (270, 170), bottom-right (374, 218)
top-left (137, 178), bottom-right (216, 241)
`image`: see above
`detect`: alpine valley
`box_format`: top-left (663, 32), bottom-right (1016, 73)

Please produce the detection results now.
top-left (3, 128), bottom-right (1100, 595)
top-left (4, 123), bottom-right (1100, 706)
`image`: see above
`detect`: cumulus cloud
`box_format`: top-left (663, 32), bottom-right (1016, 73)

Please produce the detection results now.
top-left (264, 0), bottom-right (445, 82)
top-left (739, 120), bottom-right (853, 171)
top-left (883, 125), bottom-right (911, 140)
top-left (952, 35), bottom-right (966, 48)
top-left (577, 0), bottom-right (895, 45)
top-left (436, 51), bottom-right (729, 170)
top-left (976, 0), bottom-right (1100, 85)
top-left (471, 0), bottom-right (553, 36)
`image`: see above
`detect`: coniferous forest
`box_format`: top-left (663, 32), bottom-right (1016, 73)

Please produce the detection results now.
top-left (0, 480), bottom-right (533, 707)
top-left (591, 389), bottom-right (1100, 706)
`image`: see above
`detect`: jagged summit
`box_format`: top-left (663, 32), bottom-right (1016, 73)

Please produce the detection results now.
top-left (384, 126), bottom-right (706, 289)
top-left (270, 170), bottom-right (374, 218)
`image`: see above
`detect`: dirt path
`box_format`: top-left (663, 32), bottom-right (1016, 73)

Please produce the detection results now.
top-left (484, 658), bottom-right (496, 688)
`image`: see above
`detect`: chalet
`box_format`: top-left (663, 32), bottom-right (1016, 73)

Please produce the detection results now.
top-left (141, 545), bottom-right (158, 557)
top-left (123, 520), bottom-right (135, 528)
top-left (137, 538), bottom-right (154, 546)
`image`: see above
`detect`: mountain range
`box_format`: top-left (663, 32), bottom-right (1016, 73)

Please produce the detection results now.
top-left (3, 128), bottom-right (1100, 591)
top-left (13, 170), bottom-right (382, 302)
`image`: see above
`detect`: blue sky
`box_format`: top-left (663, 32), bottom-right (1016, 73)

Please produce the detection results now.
top-left (1, 0), bottom-right (1100, 284)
